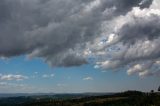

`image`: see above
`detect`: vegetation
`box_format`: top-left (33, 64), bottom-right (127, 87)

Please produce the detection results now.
top-left (0, 91), bottom-right (159, 106)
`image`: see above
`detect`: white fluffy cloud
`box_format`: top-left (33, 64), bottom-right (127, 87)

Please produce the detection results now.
top-left (0, 74), bottom-right (28, 81)
top-left (83, 77), bottom-right (93, 80)
top-left (42, 74), bottom-right (54, 78)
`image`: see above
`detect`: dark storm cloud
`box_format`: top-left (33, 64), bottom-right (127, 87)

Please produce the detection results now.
top-left (0, 0), bottom-right (153, 67)
top-left (139, 0), bottom-right (153, 8)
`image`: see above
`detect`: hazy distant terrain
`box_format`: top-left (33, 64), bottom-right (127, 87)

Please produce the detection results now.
top-left (0, 91), bottom-right (159, 106)
top-left (0, 93), bottom-right (113, 98)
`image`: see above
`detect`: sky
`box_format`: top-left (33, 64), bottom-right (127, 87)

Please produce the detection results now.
top-left (0, 0), bottom-right (160, 93)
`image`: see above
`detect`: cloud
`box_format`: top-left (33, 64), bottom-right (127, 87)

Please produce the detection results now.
top-left (139, 0), bottom-right (153, 8)
top-left (138, 70), bottom-right (153, 77)
top-left (0, 0), bottom-right (152, 67)
top-left (0, 82), bottom-right (38, 93)
top-left (83, 77), bottom-right (93, 80)
top-left (57, 83), bottom-right (67, 87)
top-left (34, 72), bottom-right (38, 74)
top-left (91, 5), bottom-right (160, 77)
top-left (0, 82), bottom-right (25, 87)
top-left (42, 74), bottom-right (54, 78)
top-left (0, 74), bottom-right (28, 81)
top-left (0, 0), bottom-right (159, 78)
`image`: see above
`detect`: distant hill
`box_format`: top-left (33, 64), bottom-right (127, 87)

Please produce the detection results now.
top-left (0, 93), bottom-right (55, 98)
top-left (0, 91), bottom-right (159, 106)
top-left (0, 92), bottom-right (113, 98)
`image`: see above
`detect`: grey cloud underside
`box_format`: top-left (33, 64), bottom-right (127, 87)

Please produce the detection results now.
top-left (0, 0), bottom-right (153, 67)
top-left (111, 15), bottom-right (160, 63)
top-left (94, 6), bottom-right (160, 77)
top-left (118, 15), bottom-right (160, 44)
